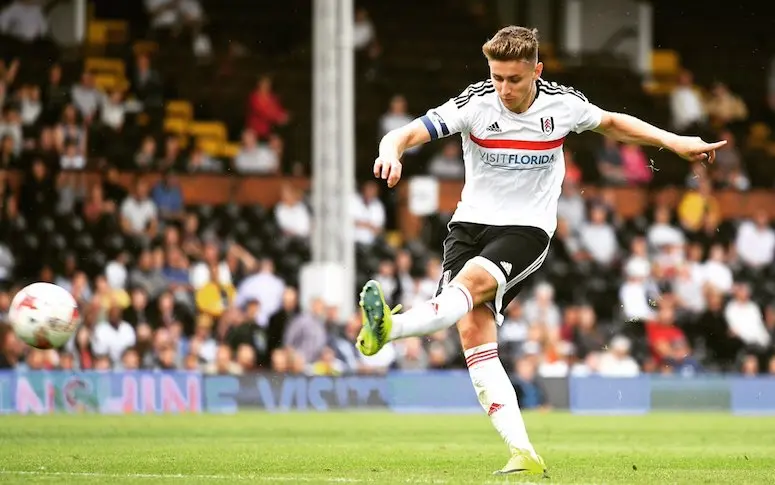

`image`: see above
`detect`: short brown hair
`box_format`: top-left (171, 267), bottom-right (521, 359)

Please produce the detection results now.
top-left (482, 26), bottom-right (539, 63)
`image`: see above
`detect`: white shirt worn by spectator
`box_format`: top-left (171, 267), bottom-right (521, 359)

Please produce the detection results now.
top-left (352, 195), bottom-right (385, 245)
top-left (353, 18), bottom-right (374, 50)
top-left (619, 280), bottom-right (654, 321)
top-left (428, 154), bottom-right (464, 179)
top-left (647, 223), bottom-right (685, 249)
top-left (275, 201), bottom-right (311, 238)
top-left (0, 1), bottom-right (47, 41)
top-left (61, 154), bottom-right (86, 170)
top-left (700, 260), bottom-right (734, 294)
top-left (91, 320), bottom-right (137, 364)
top-left (120, 197), bottom-right (158, 233)
top-left (145, 0), bottom-right (178, 28)
top-left (71, 84), bottom-right (101, 119)
top-left (724, 300), bottom-right (771, 347)
top-left (233, 146), bottom-right (279, 174)
top-left (735, 221), bottom-right (775, 268)
top-left (598, 352), bottom-right (640, 377)
top-left (579, 222), bottom-right (618, 265)
top-left (670, 86), bottom-right (706, 131)
top-left (189, 261), bottom-right (232, 290)
top-left (105, 260), bottom-right (128, 289)
top-left (0, 120), bottom-right (22, 154)
top-left (557, 194), bottom-right (586, 234)
top-left (21, 98), bottom-right (41, 126)
top-left (522, 299), bottom-right (561, 328)
top-left (0, 243), bottom-right (14, 280)
top-left (235, 272), bottom-right (285, 326)
top-left (673, 277), bottom-right (705, 314)
top-left (101, 97), bottom-right (126, 130)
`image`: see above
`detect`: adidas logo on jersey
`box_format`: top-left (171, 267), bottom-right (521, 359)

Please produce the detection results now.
top-left (486, 122), bottom-right (501, 133)
top-left (500, 261), bottom-right (512, 275)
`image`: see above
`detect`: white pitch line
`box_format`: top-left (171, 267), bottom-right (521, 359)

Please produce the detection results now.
top-left (0, 470), bottom-right (360, 483)
top-left (0, 469), bottom-right (595, 485)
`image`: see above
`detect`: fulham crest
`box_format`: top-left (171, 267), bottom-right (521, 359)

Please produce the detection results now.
top-left (540, 117), bottom-right (555, 135)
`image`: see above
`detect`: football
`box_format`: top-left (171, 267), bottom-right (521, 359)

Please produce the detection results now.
top-left (9, 282), bottom-right (80, 349)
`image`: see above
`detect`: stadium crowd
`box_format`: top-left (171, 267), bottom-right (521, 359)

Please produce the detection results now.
top-left (1, 1), bottom-right (775, 400)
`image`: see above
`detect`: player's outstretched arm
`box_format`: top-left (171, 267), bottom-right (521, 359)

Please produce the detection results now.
top-left (594, 111), bottom-right (727, 163)
top-left (375, 119), bottom-right (432, 188)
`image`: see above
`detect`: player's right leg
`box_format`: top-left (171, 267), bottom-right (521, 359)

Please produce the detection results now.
top-left (357, 260), bottom-right (493, 356)
top-left (357, 222), bottom-right (486, 356)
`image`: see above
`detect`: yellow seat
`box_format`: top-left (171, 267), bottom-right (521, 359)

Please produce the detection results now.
top-left (85, 57), bottom-right (125, 77)
top-left (93, 73), bottom-right (122, 91)
top-left (189, 121), bottom-right (227, 141)
top-left (197, 137), bottom-right (223, 157)
top-left (87, 21), bottom-right (128, 45)
top-left (164, 117), bottom-right (189, 135)
top-left (166, 100), bottom-right (194, 120)
top-left (133, 40), bottom-right (158, 57)
top-left (221, 142), bottom-right (241, 159)
top-left (651, 49), bottom-right (680, 78)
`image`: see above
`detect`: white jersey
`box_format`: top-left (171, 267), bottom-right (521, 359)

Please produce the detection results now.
top-left (419, 78), bottom-right (603, 237)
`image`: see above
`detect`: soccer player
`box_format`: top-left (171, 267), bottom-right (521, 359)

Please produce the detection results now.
top-left (356, 26), bottom-right (725, 475)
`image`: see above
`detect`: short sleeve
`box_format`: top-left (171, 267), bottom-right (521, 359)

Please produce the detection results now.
top-left (570, 94), bottom-right (603, 134)
top-left (418, 82), bottom-right (486, 140)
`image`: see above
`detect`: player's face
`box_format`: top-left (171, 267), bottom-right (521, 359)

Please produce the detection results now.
top-left (488, 59), bottom-right (543, 113)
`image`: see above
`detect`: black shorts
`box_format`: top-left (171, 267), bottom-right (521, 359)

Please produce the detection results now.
top-left (435, 222), bottom-right (551, 324)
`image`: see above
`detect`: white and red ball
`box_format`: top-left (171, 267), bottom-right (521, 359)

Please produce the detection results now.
top-left (9, 282), bottom-right (80, 349)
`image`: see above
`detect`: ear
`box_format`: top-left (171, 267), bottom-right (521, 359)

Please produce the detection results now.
top-left (534, 61), bottom-right (544, 80)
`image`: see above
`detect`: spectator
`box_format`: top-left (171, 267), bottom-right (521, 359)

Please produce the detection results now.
top-left (0, 0), bottom-right (48, 43)
top-left (283, 297), bottom-right (327, 364)
top-left (275, 184), bottom-right (311, 239)
top-left (352, 180), bottom-right (385, 246)
top-left (120, 179), bottom-right (158, 240)
top-left (669, 69), bottom-right (707, 133)
top-left (677, 178), bottom-right (719, 235)
top-left (427, 139), bottom-right (464, 180)
top-left (598, 336), bottom-right (640, 377)
top-left (734, 210), bottom-right (775, 271)
top-left (353, 7), bottom-right (375, 51)
top-left (246, 75), bottom-right (288, 140)
top-left (705, 82), bottom-right (748, 128)
top-left (91, 304), bottom-right (137, 364)
top-left (724, 283), bottom-right (770, 350)
top-left (233, 129), bottom-right (281, 174)
top-left (235, 258), bottom-right (285, 326)
top-left (151, 172), bottom-right (185, 223)
top-left (70, 71), bottom-right (101, 121)
top-left (579, 204), bottom-right (618, 266)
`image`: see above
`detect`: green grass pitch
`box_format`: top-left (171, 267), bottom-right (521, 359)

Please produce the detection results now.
top-left (0, 411), bottom-right (773, 484)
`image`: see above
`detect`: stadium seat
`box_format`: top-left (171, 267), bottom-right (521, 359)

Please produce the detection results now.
top-left (87, 21), bottom-right (128, 45)
top-left (196, 137), bottom-right (223, 157)
top-left (166, 100), bottom-right (194, 120)
top-left (85, 57), bottom-right (126, 77)
top-left (94, 73), bottom-right (123, 91)
top-left (164, 117), bottom-right (189, 136)
top-left (133, 40), bottom-right (159, 57)
top-left (221, 142), bottom-right (240, 159)
top-left (189, 121), bottom-right (228, 141)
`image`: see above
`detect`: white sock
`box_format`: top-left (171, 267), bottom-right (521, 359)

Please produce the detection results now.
top-left (465, 342), bottom-right (535, 454)
top-left (388, 283), bottom-right (473, 340)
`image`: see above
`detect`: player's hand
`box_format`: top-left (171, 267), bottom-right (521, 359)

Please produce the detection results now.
top-left (669, 136), bottom-right (727, 163)
top-left (373, 157), bottom-right (403, 188)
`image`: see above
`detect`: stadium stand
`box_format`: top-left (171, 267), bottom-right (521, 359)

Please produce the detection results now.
top-left (1, 0), bottom-right (775, 384)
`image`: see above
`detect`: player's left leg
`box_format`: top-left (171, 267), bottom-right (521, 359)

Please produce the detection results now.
top-left (460, 305), bottom-right (546, 476)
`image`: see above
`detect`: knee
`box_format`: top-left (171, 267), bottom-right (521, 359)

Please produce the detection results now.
top-left (454, 263), bottom-right (499, 304)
